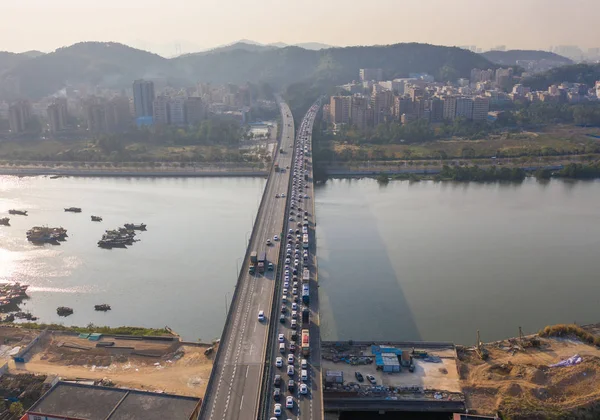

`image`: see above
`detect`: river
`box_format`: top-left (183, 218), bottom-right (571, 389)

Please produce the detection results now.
top-left (316, 177), bottom-right (600, 345)
top-left (0, 175), bottom-right (265, 341)
top-left (1, 175), bottom-right (599, 344)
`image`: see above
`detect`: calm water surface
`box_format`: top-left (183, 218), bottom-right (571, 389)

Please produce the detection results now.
top-left (316, 178), bottom-right (600, 345)
top-left (0, 176), bottom-right (265, 341)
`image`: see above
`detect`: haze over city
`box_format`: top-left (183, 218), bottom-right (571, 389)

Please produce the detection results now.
top-left (1, 0), bottom-right (599, 55)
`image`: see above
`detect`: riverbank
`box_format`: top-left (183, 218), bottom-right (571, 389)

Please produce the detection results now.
top-left (0, 165), bottom-right (268, 177)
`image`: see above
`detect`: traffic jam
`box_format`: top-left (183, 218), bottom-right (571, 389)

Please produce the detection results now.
top-left (270, 104), bottom-right (319, 419)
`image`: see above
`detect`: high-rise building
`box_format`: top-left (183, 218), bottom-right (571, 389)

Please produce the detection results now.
top-left (185, 97), bottom-right (205, 125)
top-left (359, 68), bottom-right (383, 82)
top-left (456, 97), bottom-right (474, 120)
top-left (443, 96), bottom-right (457, 121)
top-left (46, 98), bottom-right (69, 133)
top-left (393, 96), bottom-right (413, 120)
top-left (495, 68), bottom-right (514, 90)
top-left (429, 98), bottom-right (444, 122)
top-left (133, 79), bottom-right (155, 118)
top-left (104, 96), bottom-right (132, 132)
top-left (350, 95), bottom-right (369, 130)
top-left (83, 98), bottom-right (106, 133)
top-left (168, 97), bottom-right (186, 126)
top-left (330, 96), bottom-right (351, 124)
top-left (152, 96), bottom-right (169, 125)
top-left (371, 90), bottom-right (393, 125)
top-left (472, 96), bottom-right (490, 121)
top-left (8, 101), bottom-right (31, 133)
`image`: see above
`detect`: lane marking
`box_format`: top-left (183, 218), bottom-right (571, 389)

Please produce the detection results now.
top-left (240, 395), bottom-right (244, 411)
top-left (246, 365), bottom-right (250, 378)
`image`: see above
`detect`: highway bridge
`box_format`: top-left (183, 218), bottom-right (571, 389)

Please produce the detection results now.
top-left (199, 99), bottom-right (324, 420)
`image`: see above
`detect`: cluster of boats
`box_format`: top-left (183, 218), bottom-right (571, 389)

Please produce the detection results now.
top-left (0, 283), bottom-right (29, 308)
top-left (97, 224), bottom-right (147, 249)
top-left (26, 226), bottom-right (68, 245)
top-left (1, 209), bottom-right (28, 226)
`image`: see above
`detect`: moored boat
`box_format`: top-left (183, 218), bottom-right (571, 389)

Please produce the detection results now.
top-left (91, 215), bottom-right (103, 222)
top-left (124, 223), bottom-right (147, 230)
top-left (64, 207), bottom-right (82, 213)
top-left (0, 217), bottom-right (9, 226)
top-left (8, 210), bottom-right (27, 216)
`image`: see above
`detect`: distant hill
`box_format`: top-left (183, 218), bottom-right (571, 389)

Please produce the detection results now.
top-left (522, 63), bottom-right (600, 91)
top-left (182, 42), bottom-right (277, 57)
top-left (0, 41), bottom-right (494, 100)
top-left (482, 50), bottom-right (573, 66)
top-left (21, 50), bottom-right (45, 58)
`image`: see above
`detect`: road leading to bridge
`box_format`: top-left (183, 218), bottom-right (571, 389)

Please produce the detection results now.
top-left (199, 99), bottom-right (295, 420)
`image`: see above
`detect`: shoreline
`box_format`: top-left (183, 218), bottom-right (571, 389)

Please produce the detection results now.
top-left (0, 167), bottom-right (269, 178)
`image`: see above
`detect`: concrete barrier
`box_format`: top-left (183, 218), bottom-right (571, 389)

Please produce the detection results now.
top-left (12, 329), bottom-right (49, 362)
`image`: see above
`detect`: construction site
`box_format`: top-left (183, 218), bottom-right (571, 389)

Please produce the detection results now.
top-left (0, 326), bottom-right (214, 398)
top-left (459, 325), bottom-right (600, 419)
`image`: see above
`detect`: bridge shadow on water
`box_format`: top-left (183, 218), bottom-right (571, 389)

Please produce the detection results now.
top-left (316, 180), bottom-right (422, 342)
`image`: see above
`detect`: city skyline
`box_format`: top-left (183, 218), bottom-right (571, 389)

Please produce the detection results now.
top-left (1, 0), bottom-right (599, 56)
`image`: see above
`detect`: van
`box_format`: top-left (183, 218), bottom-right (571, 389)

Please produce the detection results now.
top-left (301, 369), bottom-right (308, 382)
top-left (279, 343), bottom-right (285, 353)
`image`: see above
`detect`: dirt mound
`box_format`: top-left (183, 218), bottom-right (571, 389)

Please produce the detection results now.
top-left (530, 387), bottom-right (550, 401)
top-left (530, 368), bottom-right (548, 385)
top-left (504, 383), bottom-right (522, 397)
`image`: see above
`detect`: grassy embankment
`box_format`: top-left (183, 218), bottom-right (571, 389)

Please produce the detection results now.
top-left (14, 322), bottom-right (172, 336)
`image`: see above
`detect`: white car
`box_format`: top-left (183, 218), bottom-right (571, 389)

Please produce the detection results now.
top-left (280, 193), bottom-right (286, 198)
top-left (287, 365), bottom-right (294, 376)
top-left (258, 310), bottom-right (265, 322)
top-left (276, 357), bottom-right (283, 368)
top-left (286, 396), bottom-right (294, 409)
top-left (274, 403), bottom-right (282, 417)
top-left (301, 358), bottom-right (307, 369)
top-left (300, 383), bottom-right (308, 394)
top-left (287, 354), bottom-right (294, 364)
top-left (273, 235), bottom-right (279, 241)
top-left (278, 334), bottom-right (285, 342)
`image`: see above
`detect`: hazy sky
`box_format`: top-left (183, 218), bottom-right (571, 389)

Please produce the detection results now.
top-left (1, 0), bottom-right (598, 56)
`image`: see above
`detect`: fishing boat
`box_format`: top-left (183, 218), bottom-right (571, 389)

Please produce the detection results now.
top-left (64, 207), bottom-right (82, 213)
top-left (8, 210), bottom-right (27, 216)
top-left (91, 215), bottom-right (103, 222)
top-left (94, 304), bottom-right (111, 311)
top-left (0, 217), bottom-right (9, 226)
top-left (124, 223), bottom-right (147, 230)
top-left (57, 306), bottom-right (73, 316)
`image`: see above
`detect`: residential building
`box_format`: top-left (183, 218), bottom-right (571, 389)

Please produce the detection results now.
top-left (495, 68), bottom-right (514, 90)
top-left (169, 97), bottom-right (186, 126)
top-left (330, 96), bottom-right (351, 124)
top-left (359, 68), bottom-right (383, 82)
top-left (153, 96), bottom-right (170, 125)
top-left (83, 97), bottom-right (106, 133)
top-left (372, 90), bottom-right (393, 125)
top-left (429, 97), bottom-right (444, 122)
top-left (443, 96), bottom-right (457, 121)
top-left (133, 79), bottom-right (155, 118)
top-left (8, 100), bottom-right (32, 133)
top-left (457, 78), bottom-right (469, 87)
top-left (322, 104), bottom-right (331, 123)
top-left (393, 96), bottom-right (413, 120)
top-left (350, 95), bottom-right (369, 130)
top-left (456, 97), bottom-right (474, 120)
top-left (472, 96), bottom-right (490, 121)
top-left (46, 98), bottom-right (68, 133)
top-left (23, 381), bottom-right (201, 420)
top-left (406, 85), bottom-right (424, 101)
top-left (470, 68), bottom-right (494, 83)
top-left (104, 96), bottom-right (132, 132)
top-left (185, 97), bottom-right (205, 125)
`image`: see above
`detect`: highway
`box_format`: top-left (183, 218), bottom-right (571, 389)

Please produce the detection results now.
top-left (199, 99), bottom-right (295, 420)
top-left (260, 100), bottom-right (323, 420)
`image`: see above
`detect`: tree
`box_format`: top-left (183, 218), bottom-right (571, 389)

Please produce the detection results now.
top-left (9, 402), bottom-right (24, 417)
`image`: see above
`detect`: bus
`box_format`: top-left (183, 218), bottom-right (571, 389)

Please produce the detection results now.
top-left (301, 329), bottom-right (310, 356)
top-left (302, 234), bottom-right (309, 249)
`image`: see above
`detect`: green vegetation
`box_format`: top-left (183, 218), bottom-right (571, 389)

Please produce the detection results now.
top-left (376, 172), bottom-right (389, 184)
top-left (14, 322), bottom-right (173, 336)
top-left (556, 162), bottom-right (600, 179)
top-left (435, 165), bottom-right (526, 182)
top-left (0, 41), bottom-right (493, 100)
top-left (482, 49), bottom-right (572, 66)
top-left (538, 323), bottom-right (600, 346)
top-left (522, 63), bottom-right (600, 92)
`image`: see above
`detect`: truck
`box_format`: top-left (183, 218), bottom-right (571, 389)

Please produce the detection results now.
top-left (258, 252), bottom-right (267, 274)
top-left (302, 284), bottom-right (310, 304)
top-left (302, 268), bottom-right (310, 283)
top-left (302, 308), bottom-right (310, 323)
top-left (274, 163), bottom-right (280, 172)
top-left (249, 251), bottom-right (258, 274)
top-left (301, 329), bottom-right (310, 356)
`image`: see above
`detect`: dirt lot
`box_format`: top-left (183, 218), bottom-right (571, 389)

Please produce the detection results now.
top-left (8, 331), bottom-right (214, 397)
top-left (459, 334), bottom-right (600, 419)
top-left (0, 326), bottom-right (36, 361)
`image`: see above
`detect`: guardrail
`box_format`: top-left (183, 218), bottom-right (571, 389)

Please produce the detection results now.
top-left (198, 103), bottom-right (287, 420)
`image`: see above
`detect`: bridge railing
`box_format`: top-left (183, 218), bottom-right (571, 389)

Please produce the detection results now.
top-left (198, 101), bottom-right (287, 420)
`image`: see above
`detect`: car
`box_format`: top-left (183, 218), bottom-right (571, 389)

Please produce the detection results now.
top-left (287, 379), bottom-right (295, 391)
top-left (291, 319), bottom-right (297, 329)
top-left (273, 387), bottom-right (281, 401)
top-left (289, 343), bottom-right (296, 352)
top-left (279, 314), bottom-right (285, 323)
top-left (355, 371), bottom-right (364, 382)
top-left (287, 354), bottom-right (294, 364)
top-left (287, 365), bottom-right (294, 376)
top-left (283, 288), bottom-right (288, 295)
top-left (301, 369), bottom-right (308, 382)
top-left (292, 302), bottom-right (298, 311)
top-left (301, 359), bottom-right (308, 369)
top-left (292, 288), bottom-right (298, 295)
top-left (274, 375), bottom-right (281, 386)
top-left (291, 311), bottom-right (297, 319)
top-left (281, 305), bottom-right (287, 313)
top-left (276, 357), bottom-right (283, 368)
top-left (288, 229), bottom-right (293, 234)
top-left (366, 374), bottom-right (376, 384)
top-left (304, 195), bottom-right (309, 199)
top-left (278, 334), bottom-right (285, 343)
top-left (288, 217), bottom-right (294, 222)
top-left (300, 383), bottom-right (308, 394)
top-left (258, 310), bottom-right (265, 322)
top-left (274, 403), bottom-right (282, 417)
top-left (286, 396), bottom-right (294, 409)
top-left (283, 281), bottom-right (289, 288)
top-left (267, 239), bottom-right (272, 246)
top-left (282, 295), bottom-right (287, 303)
top-left (293, 295), bottom-right (299, 303)
top-left (273, 235), bottom-right (279, 241)
top-left (268, 262), bottom-right (274, 271)
top-left (281, 193), bottom-right (286, 198)
top-left (275, 194), bottom-right (280, 198)
top-left (285, 258), bottom-right (291, 264)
